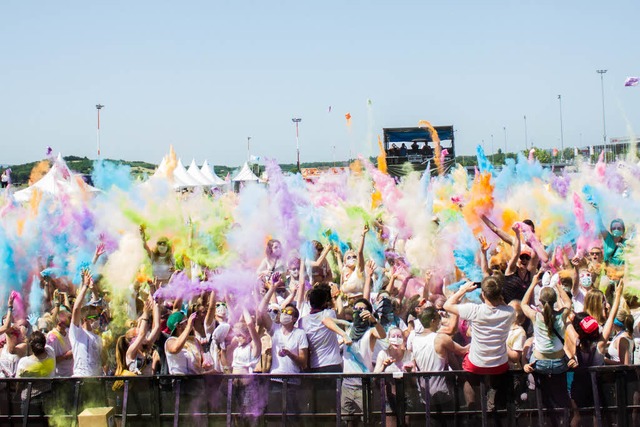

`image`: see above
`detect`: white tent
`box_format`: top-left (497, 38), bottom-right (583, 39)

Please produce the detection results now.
top-left (187, 160), bottom-right (214, 186)
top-left (232, 162), bottom-right (261, 183)
top-left (173, 159), bottom-right (202, 187)
top-left (14, 154), bottom-right (100, 202)
top-left (200, 160), bottom-right (227, 186)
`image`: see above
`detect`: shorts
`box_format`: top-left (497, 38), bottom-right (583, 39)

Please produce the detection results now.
top-left (341, 384), bottom-right (363, 415)
top-left (462, 354), bottom-right (509, 375)
top-left (529, 355), bottom-right (570, 375)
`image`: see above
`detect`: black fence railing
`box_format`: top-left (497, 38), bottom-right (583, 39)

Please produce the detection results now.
top-left (2, 366), bottom-right (638, 426)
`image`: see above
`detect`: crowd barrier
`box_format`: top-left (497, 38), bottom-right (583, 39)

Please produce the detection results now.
top-left (1, 366), bottom-right (638, 427)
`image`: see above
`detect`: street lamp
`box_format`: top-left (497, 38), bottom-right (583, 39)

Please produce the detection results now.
top-left (96, 104), bottom-right (104, 157)
top-left (596, 70), bottom-right (608, 161)
top-left (503, 126), bottom-right (507, 158)
top-left (292, 118), bottom-right (302, 171)
top-left (247, 136), bottom-right (252, 162)
top-left (524, 115), bottom-right (528, 150)
top-left (558, 95), bottom-right (564, 161)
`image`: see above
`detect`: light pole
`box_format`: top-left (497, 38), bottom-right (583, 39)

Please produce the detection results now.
top-left (96, 104), bottom-right (104, 157)
top-left (503, 126), bottom-right (507, 158)
top-left (524, 115), bottom-right (528, 150)
top-left (247, 136), bottom-right (252, 162)
top-left (292, 118), bottom-right (302, 171)
top-left (558, 95), bottom-right (564, 161)
top-left (491, 134), bottom-right (494, 161)
top-left (596, 70), bottom-right (608, 161)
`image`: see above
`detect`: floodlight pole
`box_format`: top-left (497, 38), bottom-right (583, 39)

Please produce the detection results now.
top-left (247, 136), bottom-right (252, 162)
top-left (292, 118), bottom-right (302, 171)
top-left (503, 126), bottom-right (507, 157)
top-left (596, 70), bottom-right (608, 162)
top-left (558, 95), bottom-right (564, 161)
top-left (96, 104), bottom-right (104, 157)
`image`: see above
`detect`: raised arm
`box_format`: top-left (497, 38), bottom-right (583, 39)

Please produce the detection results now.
top-left (72, 270), bottom-right (92, 327)
top-left (521, 271), bottom-right (543, 322)
top-left (139, 225), bottom-right (152, 259)
top-left (204, 290), bottom-right (216, 331)
top-left (356, 224), bottom-right (368, 274)
top-left (478, 235), bottom-right (491, 278)
top-left (482, 215), bottom-right (515, 245)
top-left (127, 300), bottom-right (152, 361)
top-left (505, 226), bottom-right (521, 276)
top-left (257, 277), bottom-right (279, 330)
top-left (601, 280), bottom-right (624, 343)
top-left (166, 313), bottom-right (197, 354)
top-left (145, 297), bottom-right (162, 345)
top-left (243, 310), bottom-right (262, 359)
top-left (363, 259), bottom-right (375, 301)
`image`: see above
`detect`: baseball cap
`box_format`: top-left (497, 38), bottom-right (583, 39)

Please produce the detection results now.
top-left (579, 316), bottom-right (599, 335)
top-left (167, 311), bottom-right (186, 333)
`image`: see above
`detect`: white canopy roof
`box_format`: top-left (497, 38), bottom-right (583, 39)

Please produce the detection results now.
top-left (172, 159), bottom-right (202, 187)
top-left (232, 162), bottom-right (261, 182)
top-left (14, 154), bottom-right (100, 202)
top-left (200, 160), bottom-right (227, 186)
top-left (187, 160), bottom-right (214, 186)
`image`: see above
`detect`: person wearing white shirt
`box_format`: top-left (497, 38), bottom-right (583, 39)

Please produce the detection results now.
top-left (70, 271), bottom-right (103, 377)
top-left (444, 276), bottom-right (515, 419)
top-left (46, 311), bottom-right (73, 377)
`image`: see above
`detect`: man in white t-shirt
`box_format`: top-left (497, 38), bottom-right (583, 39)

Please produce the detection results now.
top-left (70, 271), bottom-right (103, 377)
top-left (444, 276), bottom-right (515, 416)
top-left (46, 311), bottom-right (73, 377)
top-left (262, 303), bottom-right (309, 416)
top-left (298, 286), bottom-right (344, 414)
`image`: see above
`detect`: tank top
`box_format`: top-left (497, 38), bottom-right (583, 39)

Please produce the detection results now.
top-left (232, 344), bottom-right (258, 372)
top-left (608, 331), bottom-right (635, 364)
top-left (412, 333), bottom-right (450, 399)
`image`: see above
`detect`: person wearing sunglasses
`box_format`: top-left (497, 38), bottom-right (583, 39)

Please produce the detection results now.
top-left (503, 225), bottom-right (536, 304)
top-left (70, 270), bottom-right (103, 377)
top-left (139, 225), bottom-right (175, 285)
top-left (340, 224), bottom-right (369, 297)
top-left (203, 292), bottom-right (231, 373)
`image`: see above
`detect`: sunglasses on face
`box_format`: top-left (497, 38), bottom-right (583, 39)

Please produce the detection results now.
top-left (215, 302), bottom-right (227, 307)
top-left (268, 309), bottom-right (280, 314)
top-left (519, 255), bottom-right (531, 261)
top-left (346, 255), bottom-right (357, 260)
top-left (589, 252), bottom-right (602, 257)
top-left (86, 315), bottom-right (99, 320)
top-left (157, 242), bottom-right (167, 246)
top-left (282, 308), bottom-right (296, 315)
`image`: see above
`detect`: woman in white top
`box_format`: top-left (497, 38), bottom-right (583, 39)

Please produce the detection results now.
top-left (165, 312), bottom-right (205, 375)
top-left (0, 293), bottom-right (27, 380)
top-left (227, 311), bottom-right (262, 420)
top-left (257, 239), bottom-right (286, 281)
top-left (340, 224), bottom-right (368, 296)
top-left (374, 327), bottom-right (415, 427)
top-left (607, 309), bottom-right (635, 365)
top-left (521, 271), bottom-right (573, 424)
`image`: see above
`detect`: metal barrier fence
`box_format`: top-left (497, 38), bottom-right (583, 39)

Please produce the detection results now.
top-left (2, 365), bottom-right (638, 427)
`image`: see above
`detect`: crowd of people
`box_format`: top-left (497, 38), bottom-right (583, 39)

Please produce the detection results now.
top-left (0, 149), bottom-right (639, 425)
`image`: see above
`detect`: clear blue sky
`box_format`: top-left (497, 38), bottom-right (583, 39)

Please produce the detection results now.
top-left (1, 1), bottom-right (638, 166)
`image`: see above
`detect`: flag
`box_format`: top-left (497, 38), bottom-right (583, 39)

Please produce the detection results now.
top-left (553, 148), bottom-right (559, 157)
top-left (625, 77), bottom-right (639, 87)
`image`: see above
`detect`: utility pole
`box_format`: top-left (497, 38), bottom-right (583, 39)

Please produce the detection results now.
top-left (292, 118), bottom-right (302, 171)
top-left (596, 70), bottom-right (608, 161)
top-left (96, 104), bottom-right (104, 157)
